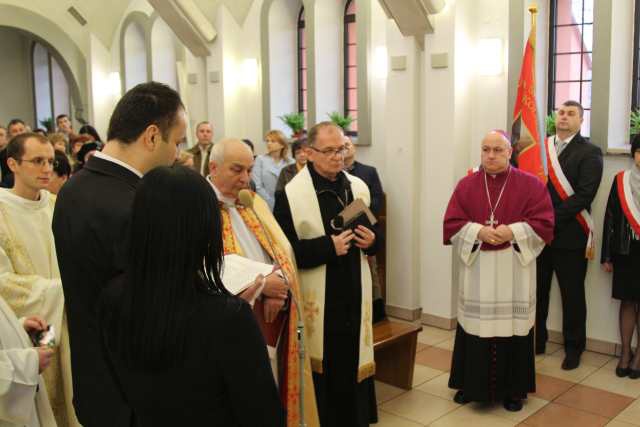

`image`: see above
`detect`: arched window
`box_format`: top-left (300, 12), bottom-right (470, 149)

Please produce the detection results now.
top-left (633, 0), bottom-right (640, 110)
top-left (344, 0), bottom-right (357, 136)
top-left (297, 6), bottom-right (307, 120)
top-left (32, 42), bottom-right (71, 131)
top-left (151, 18), bottom-right (178, 90)
top-left (548, 0), bottom-right (593, 136)
top-left (124, 21), bottom-right (148, 90)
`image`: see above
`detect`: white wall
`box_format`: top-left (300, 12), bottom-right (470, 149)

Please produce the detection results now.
top-left (267, 0), bottom-right (300, 134)
top-left (89, 34), bottom-right (119, 141)
top-left (124, 21), bottom-right (148, 90)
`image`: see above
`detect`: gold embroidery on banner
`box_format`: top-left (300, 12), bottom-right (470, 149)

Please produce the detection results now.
top-left (357, 362), bottom-right (376, 382)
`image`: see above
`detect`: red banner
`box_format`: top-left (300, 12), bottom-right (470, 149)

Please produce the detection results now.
top-left (511, 18), bottom-right (546, 184)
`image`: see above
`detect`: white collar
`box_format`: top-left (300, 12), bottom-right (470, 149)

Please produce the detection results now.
top-left (0, 188), bottom-right (50, 210)
top-left (93, 151), bottom-right (143, 178)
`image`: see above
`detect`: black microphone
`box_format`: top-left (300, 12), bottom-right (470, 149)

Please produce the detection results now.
top-left (237, 189), bottom-right (308, 427)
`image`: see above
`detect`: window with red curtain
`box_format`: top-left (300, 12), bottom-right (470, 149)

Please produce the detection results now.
top-left (297, 6), bottom-right (307, 122)
top-left (548, 0), bottom-right (593, 136)
top-left (344, 0), bottom-right (357, 136)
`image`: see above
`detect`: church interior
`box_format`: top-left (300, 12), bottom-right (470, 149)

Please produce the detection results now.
top-left (2, 0), bottom-right (640, 425)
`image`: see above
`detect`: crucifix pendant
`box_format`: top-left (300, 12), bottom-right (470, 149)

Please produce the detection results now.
top-left (485, 213), bottom-right (498, 228)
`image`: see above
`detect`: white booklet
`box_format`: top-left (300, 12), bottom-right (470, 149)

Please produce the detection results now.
top-left (222, 254), bottom-right (274, 295)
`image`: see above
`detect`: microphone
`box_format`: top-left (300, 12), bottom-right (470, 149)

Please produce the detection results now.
top-left (237, 189), bottom-right (307, 427)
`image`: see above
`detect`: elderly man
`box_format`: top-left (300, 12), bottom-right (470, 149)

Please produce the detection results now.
top-left (0, 132), bottom-right (80, 426)
top-left (274, 122), bottom-right (378, 427)
top-left (207, 138), bottom-right (319, 427)
top-left (444, 130), bottom-right (554, 411)
top-left (189, 121), bottom-right (214, 176)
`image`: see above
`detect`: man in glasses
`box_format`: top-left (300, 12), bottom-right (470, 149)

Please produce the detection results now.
top-left (274, 121), bottom-right (379, 427)
top-left (0, 132), bottom-right (80, 426)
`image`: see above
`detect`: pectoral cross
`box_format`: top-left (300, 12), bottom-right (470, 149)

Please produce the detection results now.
top-left (485, 213), bottom-right (498, 228)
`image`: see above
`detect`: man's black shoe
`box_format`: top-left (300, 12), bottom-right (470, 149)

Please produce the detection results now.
top-left (535, 345), bottom-right (546, 355)
top-left (453, 390), bottom-right (470, 404)
top-left (503, 398), bottom-right (523, 412)
top-left (561, 353), bottom-right (580, 370)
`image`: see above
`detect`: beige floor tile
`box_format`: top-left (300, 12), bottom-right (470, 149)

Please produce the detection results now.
top-left (581, 367), bottom-right (640, 398)
top-left (536, 354), bottom-right (599, 383)
top-left (435, 338), bottom-right (455, 351)
top-left (605, 421), bottom-right (638, 427)
top-left (478, 396), bottom-right (549, 423)
top-left (376, 410), bottom-right (424, 427)
top-left (380, 389), bottom-right (459, 425)
top-left (416, 372), bottom-right (457, 400)
top-left (544, 341), bottom-right (563, 355)
top-left (613, 397), bottom-right (640, 425)
top-left (522, 402), bottom-right (609, 427)
top-left (532, 374), bottom-right (576, 401)
top-left (415, 347), bottom-right (453, 372)
top-left (418, 326), bottom-right (455, 346)
top-left (412, 364), bottom-right (444, 387)
top-left (550, 350), bottom-right (614, 368)
top-left (376, 381), bottom-right (407, 404)
top-left (430, 405), bottom-right (517, 427)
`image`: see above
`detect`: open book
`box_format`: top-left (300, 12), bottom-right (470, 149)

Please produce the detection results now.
top-left (221, 254), bottom-right (274, 295)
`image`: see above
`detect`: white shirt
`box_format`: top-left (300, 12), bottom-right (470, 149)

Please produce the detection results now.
top-left (93, 151), bottom-right (143, 178)
top-left (554, 132), bottom-right (577, 155)
top-left (207, 177), bottom-right (271, 264)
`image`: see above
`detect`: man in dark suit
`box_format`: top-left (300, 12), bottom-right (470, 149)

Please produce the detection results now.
top-left (536, 100), bottom-right (603, 370)
top-left (188, 121), bottom-right (214, 176)
top-left (52, 82), bottom-right (186, 427)
top-left (342, 137), bottom-right (384, 217)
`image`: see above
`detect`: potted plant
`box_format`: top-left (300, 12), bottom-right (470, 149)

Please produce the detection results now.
top-left (545, 113), bottom-right (556, 137)
top-left (327, 111), bottom-right (354, 131)
top-left (40, 117), bottom-right (54, 133)
top-left (278, 113), bottom-right (305, 138)
top-left (630, 109), bottom-right (640, 137)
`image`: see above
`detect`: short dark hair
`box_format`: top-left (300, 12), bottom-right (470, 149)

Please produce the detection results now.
top-left (631, 133), bottom-right (640, 157)
top-left (291, 139), bottom-right (308, 156)
top-left (6, 132), bottom-right (49, 161)
top-left (107, 82), bottom-right (184, 144)
top-left (79, 124), bottom-right (102, 142)
top-left (56, 114), bottom-right (69, 125)
top-left (53, 149), bottom-right (71, 178)
top-left (307, 121), bottom-right (343, 146)
top-left (561, 100), bottom-right (584, 118)
top-left (242, 138), bottom-right (254, 153)
top-left (7, 118), bottom-right (25, 129)
top-left (105, 166), bottom-right (227, 370)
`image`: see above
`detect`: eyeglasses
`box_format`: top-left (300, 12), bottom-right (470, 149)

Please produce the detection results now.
top-left (309, 146), bottom-right (348, 157)
top-left (19, 157), bottom-right (54, 167)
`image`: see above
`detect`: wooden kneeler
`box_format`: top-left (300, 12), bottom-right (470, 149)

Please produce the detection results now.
top-left (373, 320), bottom-right (423, 390)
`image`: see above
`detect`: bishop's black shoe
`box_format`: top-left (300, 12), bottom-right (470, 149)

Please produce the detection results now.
top-left (561, 352), bottom-right (581, 370)
top-left (453, 390), bottom-right (471, 404)
top-left (503, 397), bottom-right (523, 412)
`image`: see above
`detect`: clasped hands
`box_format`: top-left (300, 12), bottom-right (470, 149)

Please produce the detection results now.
top-left (23, 316), bottom-right (54, 374)
top-left (478, 224), bottom-right (514, 246)
top-left (239, 266), bottom-right (289, 323)
top-left (332, 225), bottom-right (376, 256)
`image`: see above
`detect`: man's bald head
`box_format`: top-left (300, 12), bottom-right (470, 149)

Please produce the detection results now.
top-left (209, 138), bottom-right (254, 198)
top-left (480, 130), bottom-right (512, 174)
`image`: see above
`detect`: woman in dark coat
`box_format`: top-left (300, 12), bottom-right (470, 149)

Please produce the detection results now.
top-left (602, 134), bottom-right (640, 379)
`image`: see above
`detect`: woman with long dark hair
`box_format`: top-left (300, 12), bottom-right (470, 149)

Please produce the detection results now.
top-left (99, 166), bottom-right (284, 426)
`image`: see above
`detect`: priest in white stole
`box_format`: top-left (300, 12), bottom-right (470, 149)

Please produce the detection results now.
top-left (443, 131), bottom-right (554, 412)
top-left (0, 295), bottom-right (56, 427)
top-left (0, 133), bottom-right (79, 427)
top-left (207, 139), bottom-right (319, 427)
top-left (274, 122), bottom-right (378, 427)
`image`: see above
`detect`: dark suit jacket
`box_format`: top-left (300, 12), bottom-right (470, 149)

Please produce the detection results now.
top-left (347, 161), bottom-right (384, 217)
top-left (99, 278), bottom-right (285, 427)
top-left (188, 143), bottom-right (213, 176)
top-left (547, 133), bottom-right (603, 250)
top-left (0, 149), bottom-right (14, 188)
top-left (52, 156), bottom-right (139, 427)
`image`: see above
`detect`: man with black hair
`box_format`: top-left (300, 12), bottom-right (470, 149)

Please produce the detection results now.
top-left (53, 82), bottom-right (186, 427)
top-left (56, 114), bottom-right (74, 142)
top-left (1, 119), bottom-right (27, 188)
top-left (47, 150), bottom-right (71, 195)
top-left (536, 100), bottom-right (603, 370)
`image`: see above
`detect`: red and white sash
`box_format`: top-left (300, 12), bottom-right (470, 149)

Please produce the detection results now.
top-left (466, 166), bottom-right (480, 176)
top-left (544, 137), bottom-right (595, 259)
top-left (616, 170), bottom-right (640, 237)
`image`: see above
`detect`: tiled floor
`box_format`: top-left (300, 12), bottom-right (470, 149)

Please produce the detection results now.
top-left (374, 322), bottom-right (640, 426)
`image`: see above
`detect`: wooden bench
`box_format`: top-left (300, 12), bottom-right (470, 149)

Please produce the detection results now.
top-left (373, 319), bottom-right (422, 390)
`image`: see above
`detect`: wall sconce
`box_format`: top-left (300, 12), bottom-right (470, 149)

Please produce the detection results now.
top-left (373, 47), bottom-right (388, 79)
top-left (476, 38), bottom-right (503, 76)
top-left (239, 58), bottom-right (258, 87)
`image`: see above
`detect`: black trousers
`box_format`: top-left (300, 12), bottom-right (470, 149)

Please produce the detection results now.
top-left (536, 246), bottom-right (588, 354)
